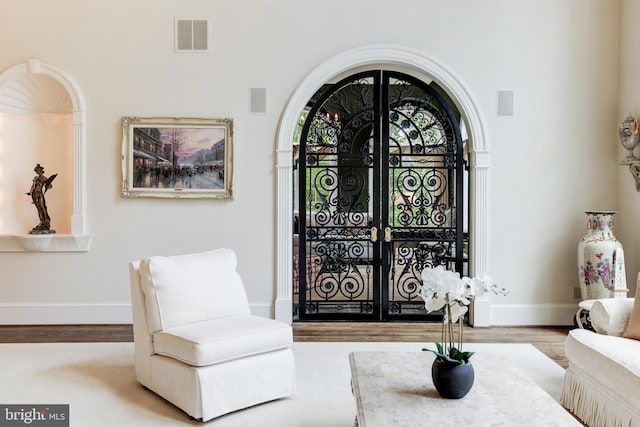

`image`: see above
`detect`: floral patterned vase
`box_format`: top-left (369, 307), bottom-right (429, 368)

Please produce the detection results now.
top-left (577, 211), bottom-right (628, 300)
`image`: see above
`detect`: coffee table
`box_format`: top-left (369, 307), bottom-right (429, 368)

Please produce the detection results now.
top-left (349, 351), bottom-right (580, 426)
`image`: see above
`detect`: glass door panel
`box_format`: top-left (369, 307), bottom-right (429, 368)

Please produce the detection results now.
top-left (295, 71), bottom-right (465, 321)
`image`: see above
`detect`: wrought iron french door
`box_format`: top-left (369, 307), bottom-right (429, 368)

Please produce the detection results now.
top-left (295, 70), bottom-right (465, 321)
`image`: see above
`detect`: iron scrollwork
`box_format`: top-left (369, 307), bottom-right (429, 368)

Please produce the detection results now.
top-left (296, 71), bottom-right (466, 320)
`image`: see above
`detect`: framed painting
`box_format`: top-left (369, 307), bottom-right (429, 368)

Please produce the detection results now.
top-left (121, 117), bottom-right (233, 199)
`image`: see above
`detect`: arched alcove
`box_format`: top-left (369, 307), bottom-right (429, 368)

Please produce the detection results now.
top-left (0, 59), bottom-right (91, 251)
top-left (275, 45), bottom-right (492, 326)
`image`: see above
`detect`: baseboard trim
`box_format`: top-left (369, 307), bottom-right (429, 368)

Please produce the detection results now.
top-left (0, 302), bottom-right (275, 325)
top-left (490, 303), bottom-right (578, 326)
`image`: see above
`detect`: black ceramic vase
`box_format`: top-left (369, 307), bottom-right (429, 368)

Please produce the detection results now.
top-left (431, 358), bottom-right (475, 399)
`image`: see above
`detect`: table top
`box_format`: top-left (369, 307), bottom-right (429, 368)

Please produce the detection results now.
top-left (349, 351), bottom-right (581, 427)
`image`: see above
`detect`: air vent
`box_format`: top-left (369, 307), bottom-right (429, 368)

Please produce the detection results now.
top-left (175, 18), bottom-right (209, 52)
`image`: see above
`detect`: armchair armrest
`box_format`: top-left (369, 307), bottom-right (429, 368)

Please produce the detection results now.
top-left (590, 298), bottom-right (635, 336)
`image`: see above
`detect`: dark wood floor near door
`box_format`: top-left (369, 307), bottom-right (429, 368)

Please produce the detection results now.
top-left (0, 324), bottom-right (134, 343)
top-left (0, 323), bottom-right (571, 368)
top-left (293, 323), bottom-right (572, 368)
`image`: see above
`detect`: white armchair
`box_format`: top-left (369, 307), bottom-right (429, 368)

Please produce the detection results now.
top-left (129, 248), bottom-right (296, 421)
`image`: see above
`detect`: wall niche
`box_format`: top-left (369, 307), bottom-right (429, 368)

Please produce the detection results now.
top-left (0, 59), bottom-right (90, 251)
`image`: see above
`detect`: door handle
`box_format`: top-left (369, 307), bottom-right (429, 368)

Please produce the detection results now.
top-left (370, 226), bottom-right (378, 242)
top-left (384, 227), bottom-right (392, 242)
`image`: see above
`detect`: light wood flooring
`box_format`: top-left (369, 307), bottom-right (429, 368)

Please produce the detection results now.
top-left (294, 322), bottom-right (571, 368)
top-left (0, 323), bottom-right (572, 368)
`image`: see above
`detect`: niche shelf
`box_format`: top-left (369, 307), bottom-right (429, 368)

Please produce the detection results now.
top-left (0, 234), bottom-right (91, 252)
top-left (0, 59), bottom-right (91, 252)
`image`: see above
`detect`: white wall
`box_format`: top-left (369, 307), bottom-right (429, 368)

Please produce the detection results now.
top-left (618, 0), bottom-right (640, 297)
top-left (0, 0), bottom-right (620, 325)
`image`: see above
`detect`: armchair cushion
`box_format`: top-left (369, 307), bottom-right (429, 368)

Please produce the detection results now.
top-left (153, 315), bottom-right (293, 366)
top-left (624, 297), bottom-right (640, 340)
top-left (139, 248), bottom-right (250, 333)
top-left (590, 298), bottom-right (635, 336)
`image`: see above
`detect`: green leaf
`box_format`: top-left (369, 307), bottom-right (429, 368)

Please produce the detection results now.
top-left (459, 351), bottom-right (475, 363)
top-left (424, 348), bottom-right (460, 364)
top-left (422, 342), bottom-right (475, 365)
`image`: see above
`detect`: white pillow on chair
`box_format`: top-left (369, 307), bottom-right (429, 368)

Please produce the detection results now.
top-left (139, 248), bottom-right (250, 332)
top-left (590, 298), bottom-right (635, 336)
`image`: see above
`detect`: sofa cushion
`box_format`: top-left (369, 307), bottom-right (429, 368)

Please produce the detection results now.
top-left (624, 297), bottom-right (640, 340)
top-left (590, 298), bottom-right (634, 336)
top-left (153, 315), bottom-right (293, 366)
top-left (139, 248), bottom-right (250, 333)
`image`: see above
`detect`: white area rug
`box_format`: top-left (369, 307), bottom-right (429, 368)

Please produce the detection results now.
top-left (0, 342), bottom-right (565, 426)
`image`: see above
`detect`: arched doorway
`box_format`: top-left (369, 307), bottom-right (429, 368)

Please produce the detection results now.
top-left (275, 45), bottom-right (490, 325)
top-left (294, 70), bottom-right (466, 321)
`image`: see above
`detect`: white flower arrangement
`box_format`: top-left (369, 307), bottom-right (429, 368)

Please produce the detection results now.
top-left (418, 266), bottom-right (509, 364)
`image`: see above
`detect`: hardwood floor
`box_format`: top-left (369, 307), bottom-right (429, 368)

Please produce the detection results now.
top-left (0, 324), bottom-right (134, 343)
top-left (0, 323), bottom-right (572, 368)
top-left (293, 322), bottom-right (571, 368)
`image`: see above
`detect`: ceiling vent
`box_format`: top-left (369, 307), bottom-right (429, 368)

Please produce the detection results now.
top-left (175, 18), bottom-right (209, 52)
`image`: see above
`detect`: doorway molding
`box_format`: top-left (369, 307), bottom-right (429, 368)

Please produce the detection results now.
top-left (275, 45), bottom-right (491, 325)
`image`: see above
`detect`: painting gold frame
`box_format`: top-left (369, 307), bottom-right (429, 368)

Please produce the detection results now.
top-left (121, 117), bottom-right (233, 199)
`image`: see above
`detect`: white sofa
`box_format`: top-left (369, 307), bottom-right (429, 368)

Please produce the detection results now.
top-left (129, 248), bottom-right (296, 421)
top-left (561, 298), bottom-right (640, 426)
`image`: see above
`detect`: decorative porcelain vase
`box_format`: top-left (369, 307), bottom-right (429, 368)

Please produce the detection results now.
top-left (577, 211), bottom-right (628, 300)
top-left (618, 115), bottom-right (640, 164)
top-left (431, 359), bottom-right (474, 399)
